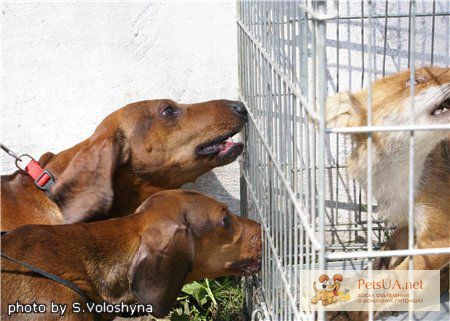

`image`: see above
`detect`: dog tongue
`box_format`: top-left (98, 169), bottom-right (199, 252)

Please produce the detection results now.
top-left (218, 141), bottom-right (234, 154)
top-left (198, 140), bottom-right (237, 156)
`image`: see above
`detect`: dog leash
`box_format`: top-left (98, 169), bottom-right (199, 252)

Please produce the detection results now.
top-left (1, 143), bottom-right (56, 193)
top-left (0, 232), bottom-right (102, 321)
top-left (1, 232), bottom-right (148, 320)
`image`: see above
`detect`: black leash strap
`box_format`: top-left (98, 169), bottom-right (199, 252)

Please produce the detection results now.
top-left (1, 143), bottom-right (22, 160)
top-left (1, 232), bottom-right (101, 321)
top-left (1, 252), bottom-right (90, 302)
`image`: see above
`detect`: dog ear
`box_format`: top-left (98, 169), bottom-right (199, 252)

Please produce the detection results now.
top-left (128, 221), bottom-right (193, 318)
top-left (326, 91), bottom-right (363, 128)
top-left (38, 152), bottom-right (55, 167)
top-left (319, 274), bottom-right (329, 283)
top-left (50, 134), bottom-right (127, 223)
top-left (333, 274), bottom-right (343, 282)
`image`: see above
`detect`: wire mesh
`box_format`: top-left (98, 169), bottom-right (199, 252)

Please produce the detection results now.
top-left (237, 1), bottom-right (450, 320)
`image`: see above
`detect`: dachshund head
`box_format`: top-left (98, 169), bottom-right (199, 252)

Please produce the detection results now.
top-left (50, 99), bottom-right (247, 223)
top-left (127, 189), bottom-right (261, 317)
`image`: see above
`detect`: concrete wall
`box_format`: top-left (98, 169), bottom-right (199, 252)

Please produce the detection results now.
top-left (2, 1), bottom-right (241, 213)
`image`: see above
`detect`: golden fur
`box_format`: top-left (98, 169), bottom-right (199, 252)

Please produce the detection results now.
top-left (326, 67), bottom-right (450, 321)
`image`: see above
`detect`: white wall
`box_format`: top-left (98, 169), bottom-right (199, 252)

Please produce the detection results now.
top-left (2, 1), bottom-right (241, 213)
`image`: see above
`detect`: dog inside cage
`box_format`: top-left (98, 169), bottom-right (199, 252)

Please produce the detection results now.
top-left (238, 1), bottom-right (449, 321)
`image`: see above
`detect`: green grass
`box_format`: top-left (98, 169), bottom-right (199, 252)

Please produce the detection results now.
top-left (169, 277), bottom-right (245, 321)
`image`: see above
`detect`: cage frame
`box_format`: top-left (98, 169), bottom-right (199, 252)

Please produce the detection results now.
top-left (237, 1), bottom-right (450, 320)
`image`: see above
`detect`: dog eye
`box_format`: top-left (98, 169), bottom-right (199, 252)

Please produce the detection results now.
top-left (220, 215), bottom-right (230, 229)
top-left (161, 106), bottom-right (179, 117)
top-left (322, 284), bottom-right (326, 289)
top-left (405, 76), bottom-right (428, 87)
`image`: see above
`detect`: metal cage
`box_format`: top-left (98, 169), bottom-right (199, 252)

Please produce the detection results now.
top-left (237, 1), bottom-right (450, 320)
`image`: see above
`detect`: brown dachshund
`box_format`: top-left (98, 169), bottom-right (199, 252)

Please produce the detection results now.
top-left (1, 99), bottom-right (247, 229)
top-left (1, 189), bottom-right (261, 320)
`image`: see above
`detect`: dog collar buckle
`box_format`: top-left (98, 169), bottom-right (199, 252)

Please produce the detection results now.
top-left (1, 144), bottom-right (56, 193)
top-left (33, 169), bottom-right (56, 192)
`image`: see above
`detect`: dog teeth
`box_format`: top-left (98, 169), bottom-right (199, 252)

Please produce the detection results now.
top-left (432, 107), bottom-right (448, 115)
top-left (433, 109), bottom-right (441, 115)
top-left (205, 145), bottom-right (217, 151)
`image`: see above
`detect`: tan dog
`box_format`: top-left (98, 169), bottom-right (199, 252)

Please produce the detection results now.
top-left (1, 190), bottom-right (261, 320)
top-left (311, 274), bottom-right (343, 306)
top-left (326, 67), bottom-right (450, 320)
top-left (1, 99), bottom-right (247, 229)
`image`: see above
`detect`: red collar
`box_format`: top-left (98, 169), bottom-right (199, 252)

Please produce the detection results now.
top-left (1, 144), bottom-right (55, 192)
top-left (24, 159), bottom-right (56, 192)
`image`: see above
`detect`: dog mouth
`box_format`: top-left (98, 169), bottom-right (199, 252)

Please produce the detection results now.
top-left (196, 130), bottom-right (244, 159)
top-left (226, 258), bottom-right (261, 276)
top-left (430, 97), bottom-right (450, 116)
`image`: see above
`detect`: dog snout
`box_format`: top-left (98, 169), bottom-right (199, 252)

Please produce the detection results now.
top-left (229, 101), bottom-right (248, 119)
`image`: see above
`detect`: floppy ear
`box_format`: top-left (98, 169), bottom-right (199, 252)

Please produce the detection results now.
top-left (128, 221), bottom-right (193, 318)
top-left (326, 91), bottom-right (363, 128)
top-left (319, 274), bottom-right (329, 283)
top-left (50, 134), bottom-right (127, 223)
top-left (38, 152), bottom-right (55, 167)
top-left (333, 274), bottom-right (343, 282)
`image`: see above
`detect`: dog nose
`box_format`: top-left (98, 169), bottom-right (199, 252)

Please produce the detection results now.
top-left (230, 101), bottom-right (247, 118)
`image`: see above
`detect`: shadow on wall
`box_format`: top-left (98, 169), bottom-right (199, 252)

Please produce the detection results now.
top-left (182, 170), bottom-right (240, 215)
